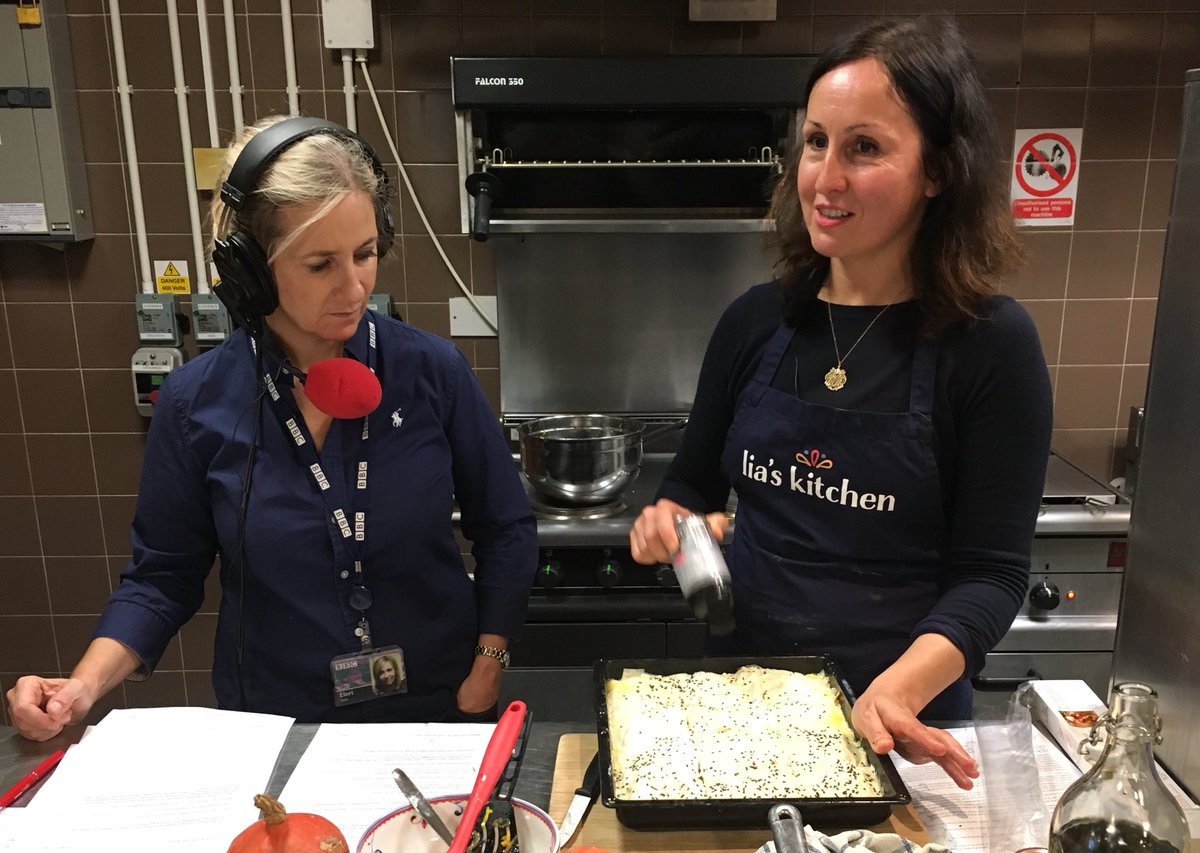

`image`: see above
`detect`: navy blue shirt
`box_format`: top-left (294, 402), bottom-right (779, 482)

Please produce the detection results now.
top-left (659, 284), bottom-right (1053, 677)
top-left (97, 313), bottom-right (537, 722)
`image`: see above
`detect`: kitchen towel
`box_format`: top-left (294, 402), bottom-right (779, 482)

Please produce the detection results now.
top-left (758, 826), bottom-right (953, 853)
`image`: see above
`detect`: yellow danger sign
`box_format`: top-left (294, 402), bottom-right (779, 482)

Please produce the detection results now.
top-left (154, 259), bottom-right (190, 294)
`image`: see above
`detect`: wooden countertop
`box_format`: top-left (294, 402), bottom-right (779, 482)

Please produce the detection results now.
top-left (548, 734), bottom-right (932, 853)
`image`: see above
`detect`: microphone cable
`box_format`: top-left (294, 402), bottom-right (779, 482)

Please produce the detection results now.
top-left (232, 341), bottom-right (267, 711)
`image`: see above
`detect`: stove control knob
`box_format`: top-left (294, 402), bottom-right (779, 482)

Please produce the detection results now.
top-left (597, 559), bottom-right (622, 588)
top-left (537, 559), bottom-right (563, 589)
top-left (1029, 581), bottom-right (1061, 611)
top-left (656, 564), bottom-right (679, 587)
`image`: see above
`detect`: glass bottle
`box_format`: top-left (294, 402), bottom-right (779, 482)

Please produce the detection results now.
top-left (1049, 682), bottom-right (1188, 853)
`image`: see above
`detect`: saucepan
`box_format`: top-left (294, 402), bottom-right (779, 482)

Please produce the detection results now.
top-left (518, 415), bottom-right (687, 506)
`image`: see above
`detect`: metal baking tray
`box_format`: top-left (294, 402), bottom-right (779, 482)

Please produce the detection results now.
top-left (593, 655), bottom-right (912, 831)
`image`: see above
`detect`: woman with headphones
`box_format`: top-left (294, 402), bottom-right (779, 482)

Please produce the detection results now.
top-left (7, 116), bottom-right (538, 736)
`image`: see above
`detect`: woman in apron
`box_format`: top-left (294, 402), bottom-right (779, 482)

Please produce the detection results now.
top-left (630, 17), bottom-right (1052, 790)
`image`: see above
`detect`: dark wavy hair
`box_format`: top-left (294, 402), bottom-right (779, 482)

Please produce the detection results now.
top-left (770, 17), bottom-right (1023, 336)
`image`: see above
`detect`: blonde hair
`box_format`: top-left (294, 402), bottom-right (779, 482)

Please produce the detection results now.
top-left (208, 115), bottom-right (383, 264)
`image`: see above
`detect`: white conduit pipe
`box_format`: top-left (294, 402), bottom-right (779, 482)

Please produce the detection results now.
top-left (341, 50), bottom-right (356, 131)
top-left (107, 0), bottom-right (153, 293)
top-left (194, 0), bottom-right (220, 147)
top-left (166, 0), bottom-right (210, 294)
top-left (280, 0), bottom-right (299, 116)
top-left (222, 0), bottom-right (244, 135)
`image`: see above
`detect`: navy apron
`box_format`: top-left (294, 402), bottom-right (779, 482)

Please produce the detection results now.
top-left (713, 320), bottom-right (971, 721)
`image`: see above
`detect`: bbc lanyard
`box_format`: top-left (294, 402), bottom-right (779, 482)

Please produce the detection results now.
top-left (256, 320), bottom-right (380, 651)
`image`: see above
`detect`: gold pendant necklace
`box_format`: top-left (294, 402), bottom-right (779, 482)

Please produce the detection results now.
top-left (825, 300), bottom-right (891, 392)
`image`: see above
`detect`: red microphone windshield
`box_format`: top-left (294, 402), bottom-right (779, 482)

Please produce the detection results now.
top-left (303, 358), bottom-right (382, 419)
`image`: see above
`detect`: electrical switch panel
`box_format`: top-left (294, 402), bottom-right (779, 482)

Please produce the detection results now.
top-left (132, 347), bottom-right (185, 417)
top-left (192, 293), bottom-right (233, 345)
top-left (321, 0), bottom-right (374, 49)
top-left (0, 0), bottom-right (92, 242)
top-left (136, 293), bottom-right (182, 347)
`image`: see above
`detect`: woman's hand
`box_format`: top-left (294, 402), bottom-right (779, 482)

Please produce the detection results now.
top-left (630, 499), bottom-right (728, 565)
top-left (850, 634), bottom-right (978, 790)
top-left (456, 636), bottom-right (507, 714)
top-left (852, 687), bottom-right (979, 790)
top-left (6, 675), bottom-right (96, 742)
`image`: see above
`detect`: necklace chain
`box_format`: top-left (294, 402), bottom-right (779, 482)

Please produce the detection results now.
top-left (824, 300), bottom-right (890, 392)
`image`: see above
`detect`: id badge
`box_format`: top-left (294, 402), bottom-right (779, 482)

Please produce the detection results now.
top-left (331, 645), bottom-right (407, 706)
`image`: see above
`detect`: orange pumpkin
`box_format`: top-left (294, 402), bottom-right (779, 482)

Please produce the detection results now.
top-left (227, 793), bottom-right (349, 853)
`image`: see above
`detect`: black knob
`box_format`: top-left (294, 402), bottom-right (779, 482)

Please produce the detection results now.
top-left (1029, 581), bottom-right (1061, 611)
top-left (597, 559), bottom-right (621, 588)
top-left (655, 564), bottom-right (679, 587)
top-left (537, 559), bottom-right (562, 589)
top-left (465, 171), bottom-right (502, 242)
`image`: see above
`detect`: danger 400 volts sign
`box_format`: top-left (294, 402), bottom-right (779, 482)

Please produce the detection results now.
top-left (1011, 128), bottom-right (1082, 227)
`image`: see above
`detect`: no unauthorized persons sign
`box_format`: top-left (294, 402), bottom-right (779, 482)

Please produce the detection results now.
top-left (1011, 128), bottom-right (1082, 226)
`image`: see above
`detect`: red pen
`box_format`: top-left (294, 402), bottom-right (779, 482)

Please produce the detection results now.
top-left (0, 750), bottom-right (65, 810)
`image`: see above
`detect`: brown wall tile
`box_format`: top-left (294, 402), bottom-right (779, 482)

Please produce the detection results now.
top-left (67, 236), bottom-right (140, 302)
top-left (393, 92), bottom-right (456, 164)
top-left (1021, 15), bottom-right (1092, 87)
top-left (532, 15), bottom-right (606, 54)
top-left (74, 91), bottom-right (124, 164)
top-left (1016, 88), bottom-right (1087, 129)
top-left (0, 436), bottom-right (33, 495)
top-left (1054, 364), bottom-right (1124, 429)
top-left (603, 15), bottom-right (674, 54)
top-left (100, 496), bottom-right (137, 558)
top-left (1151, 87), bottom-right (1185, 159)
top-left (76, 303), bottom-right (141, 370)
top-left (1073, 162), bottom-right (1146, 231)
top-left (1158, 13), bottom-right (1200, 85)
top-left (958, 15), bottom-right (1023, 88)
top-left (67, 14), bottom-right (115, 90)
top-left (1125, 298), bottom-right (1158, 363)
top-left (812, 16), bottom-right (879, 51)
top-left (45, 556), bottom-right (113, 615)
top-left (0, 558), bottom-right (50, 615)
top-left (1119, 364), bottom-right (1149, 417)
top-left (673, 19), bottom-right (743, 55)
top-left (0, 371), bottom-right (18, 430)
top-left (1083, 89), bottom-right (1155, 159)
top-left (84, 163), bottom-right (132, 234)
top-left (37, 496), bottom-right (105, 556)
top-left (403, 235), bottom-right (471, 301)
top-left (0, 616), bottom-right (59, 672)
top-left (405, 302), bottom-right (452, 338)
top-left (0, 309), bottom-right (12, 371)
top-left (1021, 299), bottom-right (1065, 366)
top-left (398, 165), bottom-right (461, 235)
top-left (742, 17), bottom-right (814, 53)
top-left (1052, 429), bottom-right (1119, 482)
top-left (125, 670), bottom-right (189, 707)
top-left (468, 241), bottom-right (497, 297)
top-left (388, 16), bottom-right (460, 90)
top-left (8, 305), bottom-right (82, 369)
top-left (1066, 231), bottom-right (1138, 298)
top-left (0, 497), bottom-right (42, 556)
top-left (129, 91), bottom-right (186, 165)
top-left (1059, 299), bottom-right (1130, 365)
top-left (1133, 230), bottom-right (1166, 297)
top-left (27, 436), bottom-right (98, 496)
top-left (119, 14), bottom-right (175, 92)
top-left (0, 245), bottom-right (71, 303)
top-left (184, 670), bottom-right (218, 707)
top-left (17, 371), bottom-right (89, 434)
top-left (92, 433), bottom-right (147, 495)
top-left (1090, 15), bottom-right (1163, 87)
top-left (1142, 160), bottom-right (1177, 229)
top-left (85, 370), bottom-right (152, 433)
top-left (1005, 231), bottom-right (1071, 299)
top-left (53, 615), bottom-right (104, 674)
top-left (139, 164), bottom-right (194, 234)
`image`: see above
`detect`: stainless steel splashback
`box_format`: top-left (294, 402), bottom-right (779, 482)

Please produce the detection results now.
top-left (495, 232), bottom-right (777, 417)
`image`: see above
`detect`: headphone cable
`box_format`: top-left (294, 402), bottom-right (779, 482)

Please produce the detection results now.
top-left (233, 341), bottom-right (266, 711)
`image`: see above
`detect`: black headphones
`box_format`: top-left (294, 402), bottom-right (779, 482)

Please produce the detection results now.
top-left (212, 116), bottom-right (396, 337)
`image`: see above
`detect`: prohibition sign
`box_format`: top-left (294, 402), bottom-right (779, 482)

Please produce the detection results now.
top-left (1015, 132), bottom-right (1076, 198)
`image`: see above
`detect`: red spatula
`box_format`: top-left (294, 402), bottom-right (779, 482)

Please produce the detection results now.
top-left (448, 700), bottom-right (527, 853)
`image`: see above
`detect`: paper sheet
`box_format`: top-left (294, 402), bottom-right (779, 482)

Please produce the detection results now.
top-left (3, 706), bottom-right (294, 852)
top-left (891, 725), bottom-right (1081, 853)
top-left (278, 722), bottom-right (496, 846)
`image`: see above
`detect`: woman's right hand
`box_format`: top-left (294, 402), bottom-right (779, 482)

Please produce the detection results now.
top-left (6, 675), bottom-right (96, 742)
top-left (629, 499), bottom-right (728, 565)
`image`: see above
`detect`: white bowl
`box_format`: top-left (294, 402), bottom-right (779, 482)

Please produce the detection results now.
top-left (358, 794), bottom-right (560, 853)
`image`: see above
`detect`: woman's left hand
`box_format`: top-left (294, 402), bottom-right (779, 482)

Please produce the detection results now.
top-left (851, 688), bottom-right (979, 790)
top-left (456, 654), bottom-right (503, 714)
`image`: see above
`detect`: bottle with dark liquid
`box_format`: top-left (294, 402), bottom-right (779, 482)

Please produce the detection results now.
top-left (1049, 683), bottom-right (1187, 853)
top-left (672, 514), bottom-right (735, 636)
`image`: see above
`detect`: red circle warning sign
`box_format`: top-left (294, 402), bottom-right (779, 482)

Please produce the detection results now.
top-left (1015, 132), bottom-right (1077, 198)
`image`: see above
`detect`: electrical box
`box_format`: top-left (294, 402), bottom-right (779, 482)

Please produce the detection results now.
top-left (0, 0), bottom-right (93, 242)
top-left (192, 293), bottom-right (232, 345)
top-left (367, 292), bottom-right (393, 319)
top-left (136, 293), bottom-right (182, 346)
top-left (132, 347), bottom-right (185, 417)
top-left (321, 0), bottom-right (374, 49)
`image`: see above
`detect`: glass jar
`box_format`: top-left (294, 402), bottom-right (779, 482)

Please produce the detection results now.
top-left (1049, 682), bottom-right (1188, 853)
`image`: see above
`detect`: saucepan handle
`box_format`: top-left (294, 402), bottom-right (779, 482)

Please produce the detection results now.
top-left (769, 803), bottom-right (809, 853)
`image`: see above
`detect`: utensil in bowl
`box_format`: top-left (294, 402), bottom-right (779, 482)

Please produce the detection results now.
top-left (357, 795), bottom-right (559, 853)
top-left (470, 708), bottom-right (534, 853)
top-left (447, 700), bottom-right (527, 853)
top-left (769, 803), bottom-right (810, 853)
top-left (393, 767), bottom-right (455, 847)
top-left (518, 415), bottom-right (686, 505)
